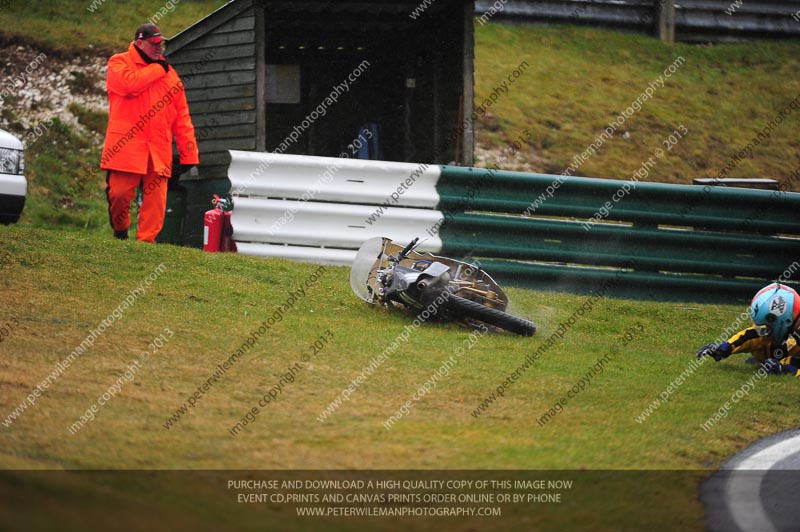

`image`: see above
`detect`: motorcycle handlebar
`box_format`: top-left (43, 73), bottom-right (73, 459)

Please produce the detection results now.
top-left (398, 238), bottom-right (419, 260)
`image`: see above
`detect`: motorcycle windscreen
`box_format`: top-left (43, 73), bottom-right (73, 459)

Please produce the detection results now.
top-left (350, 236), bottom-right (388, 302)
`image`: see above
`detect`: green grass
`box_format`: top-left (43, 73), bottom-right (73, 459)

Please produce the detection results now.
top-left (2, 225), bottom-right (797, 471)
top-left (474, 24), bottom-right (800, 187)
top-left (14, 116), bottom-right (108, 232)
top-left (10, 15), bottom-right (800, 233)
top-left (3, 0), bottom-right (797, 473)
top-left (0, 0), bottom-right (229, 55)
top-left (3, 6), bottom-right (800, 528)
top-left (2, 225), bottom-right (798, 528)
top-left (2, 1), bottom-right (228, 231)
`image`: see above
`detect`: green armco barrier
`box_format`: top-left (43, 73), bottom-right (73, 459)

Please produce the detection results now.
top-left (437, 166), bottom-right (799, 234)
top-left (436, 165), bottom-right (800, 303)
top-left (471, 259), bottom-right (775, 304)
top-left (440, 212), bottom-right (797, 279)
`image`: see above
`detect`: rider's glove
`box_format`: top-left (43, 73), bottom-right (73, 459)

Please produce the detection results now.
top-left (696, 342), bottom-right (731, 362)
top-left (780, 333), bottom-right (798, 358)
top-left (761, 357), bottom-right (787, 375)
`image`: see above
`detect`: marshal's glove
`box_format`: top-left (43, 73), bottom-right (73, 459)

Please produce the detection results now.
top-left (172, 163), bottom-right (196, 178)
top-left (696, 342), bottom-right (731, 362)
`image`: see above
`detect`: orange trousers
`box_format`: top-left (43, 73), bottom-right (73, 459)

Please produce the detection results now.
top-left (106, 157), bottom-right (169, 243)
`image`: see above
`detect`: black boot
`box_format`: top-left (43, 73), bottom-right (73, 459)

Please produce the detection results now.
top-left (114, 229), bottom-right (129, 240)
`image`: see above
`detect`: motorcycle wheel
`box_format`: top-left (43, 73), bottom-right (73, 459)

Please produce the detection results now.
top-left (443, 294), bottom-right (536, 337)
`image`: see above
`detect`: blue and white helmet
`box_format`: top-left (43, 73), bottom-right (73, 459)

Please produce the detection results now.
top-left (750, 283), bottom-right (800, 343)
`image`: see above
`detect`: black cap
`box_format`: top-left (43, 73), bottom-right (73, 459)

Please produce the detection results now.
top-left (134, 23), bottom-right (162, 43)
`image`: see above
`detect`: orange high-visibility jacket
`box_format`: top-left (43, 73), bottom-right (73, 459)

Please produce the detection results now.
top-left (100, 42), bottom-right (199, 176)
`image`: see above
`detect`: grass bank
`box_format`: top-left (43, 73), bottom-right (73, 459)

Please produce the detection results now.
top-left (474, 24), bottom-right (800, 187)
top-left (1, 225), bottom-right (796, 473)
top-left (6, 13), bottom-right (800, 234)
top-left (0, 0), bottom-right (229, 56)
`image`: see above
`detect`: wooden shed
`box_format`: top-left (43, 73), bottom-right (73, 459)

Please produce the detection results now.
top-left (166, 0), bottom-right (476, 247)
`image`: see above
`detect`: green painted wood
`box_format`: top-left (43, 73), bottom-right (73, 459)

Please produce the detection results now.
top-left (182, 178), bottom-right (232, 248)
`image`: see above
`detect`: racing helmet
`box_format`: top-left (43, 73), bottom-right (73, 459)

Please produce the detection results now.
top-left (749, 283), bottom-right (800, 343)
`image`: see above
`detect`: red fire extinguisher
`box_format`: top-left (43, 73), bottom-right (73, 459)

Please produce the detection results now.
top-left (203, 195), bottom-right (236, 252)
top-left (221, 204), bottom-right (237, 253)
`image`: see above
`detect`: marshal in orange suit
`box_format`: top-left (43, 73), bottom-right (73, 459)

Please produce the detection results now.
top-left (100, 23), bottom-right (199, 243)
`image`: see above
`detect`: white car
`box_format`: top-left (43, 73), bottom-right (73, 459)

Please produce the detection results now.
top-left (0, 128), bottom-right (26, 224)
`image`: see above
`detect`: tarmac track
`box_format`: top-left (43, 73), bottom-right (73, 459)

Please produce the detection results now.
top-left (701, 428), bottom-right (800, 532)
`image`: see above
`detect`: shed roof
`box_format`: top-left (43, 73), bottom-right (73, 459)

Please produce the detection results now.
top-left (167, 0), bottom-right (459, 54)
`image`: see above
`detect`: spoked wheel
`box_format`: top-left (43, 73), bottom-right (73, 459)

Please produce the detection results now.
top-left (443, 294), bottom-right (536, 337)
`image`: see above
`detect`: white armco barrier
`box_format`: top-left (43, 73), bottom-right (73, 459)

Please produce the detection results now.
top-left (227, 150), bottom-right (444, 265)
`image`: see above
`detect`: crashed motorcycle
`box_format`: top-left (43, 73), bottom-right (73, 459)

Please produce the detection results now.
top-left (350, 237), bottom-right (536, 336)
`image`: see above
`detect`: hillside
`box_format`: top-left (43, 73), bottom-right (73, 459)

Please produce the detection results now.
top-left (473, 24), bottom-right (800, 185)
top-left (2, 224), bottom-right (797, 471)
top-left (1, 224), bottom-right (799, 528)
top-left (2, 8), bottom-right (800, 528)
top-left (1, 6), bottom-right (799, 233)
top-left (0, 0), bottom-right (228, 56)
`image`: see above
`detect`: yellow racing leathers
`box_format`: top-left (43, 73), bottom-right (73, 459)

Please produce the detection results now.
top-left (724, 327), bottom-right (800, 375)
